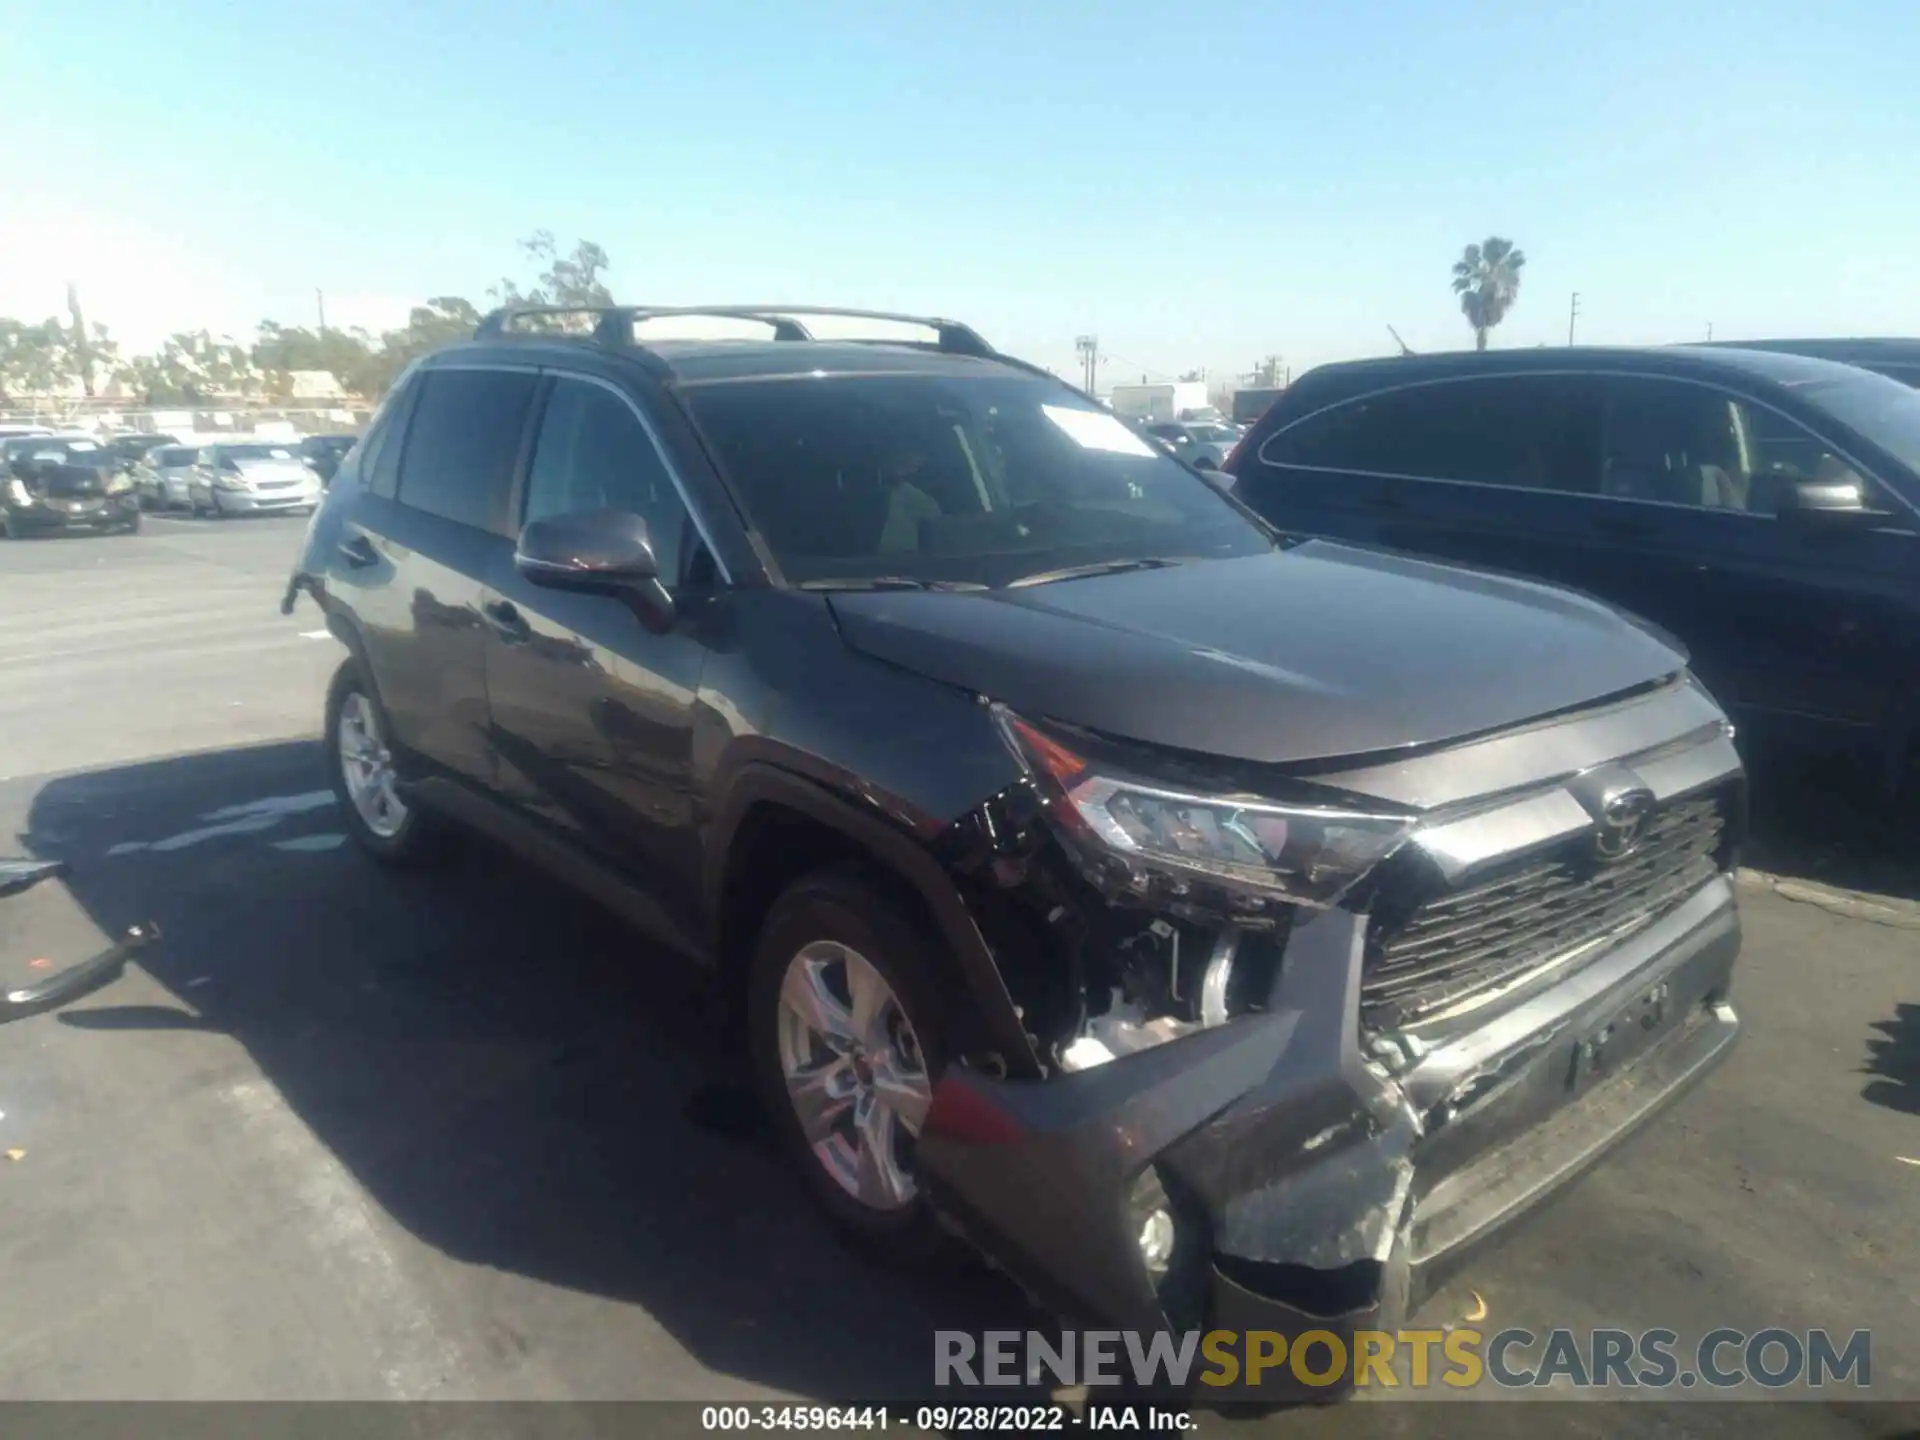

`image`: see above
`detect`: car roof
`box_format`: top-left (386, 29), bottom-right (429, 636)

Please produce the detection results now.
top-left (1696, 336), bottom-right (1920, 364)
top-left (1286, 343), bottom-right (1878, 399)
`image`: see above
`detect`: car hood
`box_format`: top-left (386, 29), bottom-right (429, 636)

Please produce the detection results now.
top-left (826, 543), bottom-right (1688, 766)
top-left (233, 459), bottom-right (313, 483)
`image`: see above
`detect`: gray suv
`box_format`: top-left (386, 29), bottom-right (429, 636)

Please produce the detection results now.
top-left (284, 304), bottom-right (1745, 1399)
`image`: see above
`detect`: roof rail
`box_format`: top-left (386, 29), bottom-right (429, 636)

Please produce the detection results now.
top-left (474, 304), bottom-right (996, 358)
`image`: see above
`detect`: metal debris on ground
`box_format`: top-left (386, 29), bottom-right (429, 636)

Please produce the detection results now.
top-left (5, 1149), bottom-right (23, 1162)
top-left (0, 859), bottom-right (67, 899)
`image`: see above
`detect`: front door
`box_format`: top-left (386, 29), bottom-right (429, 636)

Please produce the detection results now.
top-left (482, 371), bottom-right (716, 945)
top-left (1591, 375), bottom-right (1919, 733)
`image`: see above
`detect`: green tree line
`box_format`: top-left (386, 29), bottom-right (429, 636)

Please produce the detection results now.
top-left (0, 233), bottom-right (611, 408)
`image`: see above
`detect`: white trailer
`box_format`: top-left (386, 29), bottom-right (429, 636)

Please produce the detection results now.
top-left (1105, 382), bottom-right (1214, 425)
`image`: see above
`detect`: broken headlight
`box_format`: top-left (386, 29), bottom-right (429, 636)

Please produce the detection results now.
top-left (995, 707), bottom-right (1412, 910)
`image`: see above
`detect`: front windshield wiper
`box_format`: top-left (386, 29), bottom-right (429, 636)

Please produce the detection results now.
top-left (1005, 557), bottom-right (1185, 589)
top-left (796, 576), bottom-right (989, 592)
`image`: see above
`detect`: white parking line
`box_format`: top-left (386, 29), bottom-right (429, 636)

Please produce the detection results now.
top-left (299, 630), bottom-right (333, 641)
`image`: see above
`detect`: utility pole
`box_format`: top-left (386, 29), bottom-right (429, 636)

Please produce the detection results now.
top-left (1075, 334), bottom-right (1099, 394)
top-left (1706, 322), bottom-right (1714, 341)
top-left (317, 289), bottom-right (328, 332)
top-left (1568, 292), bottom-right (1581, 346)
top-left (66, 281), bottom-right (95, 398)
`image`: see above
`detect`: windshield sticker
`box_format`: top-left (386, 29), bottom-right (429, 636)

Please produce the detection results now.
top-left (1043, 405), bottom-right (1156, 457)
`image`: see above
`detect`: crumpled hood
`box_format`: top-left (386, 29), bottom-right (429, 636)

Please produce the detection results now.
top-left (826, 542), bottom-right (1687, 765)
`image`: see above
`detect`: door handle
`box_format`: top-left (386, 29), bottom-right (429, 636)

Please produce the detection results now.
top-left (482, 599), bottom-right (530, 641)
top-left (337, 534), bottom-right (380, 569)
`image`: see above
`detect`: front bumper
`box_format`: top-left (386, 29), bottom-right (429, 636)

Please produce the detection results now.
top-left (5, 495), bottom-right (140, 532)
top-left (213, 487), bottom-right (319, 514)
top-left (918, 876), bottom-right (1741, 1399)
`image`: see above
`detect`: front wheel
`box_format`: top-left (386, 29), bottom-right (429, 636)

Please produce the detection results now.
top-left (324, 659), bottom-right (445, 865)
top-left (748, 869), bottom-right (951, 1262)
top-left (119, 513), bottom-right (142, 535)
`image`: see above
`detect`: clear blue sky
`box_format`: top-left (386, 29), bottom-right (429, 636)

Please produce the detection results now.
top-left (4, 0), bottom-right (1915, 382)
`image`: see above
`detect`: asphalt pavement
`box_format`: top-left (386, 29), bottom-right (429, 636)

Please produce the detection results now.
top-left (0, 516), bottom-right (1915, 1433)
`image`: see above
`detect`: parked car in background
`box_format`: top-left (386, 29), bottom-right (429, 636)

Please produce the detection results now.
top-left (1144, 418), bottom-right (1243, 470)
top-left (1699, 337), bottom-right (1920, 391)
top-left (188, 442), bottom-right (323, 518)
top-left (283, 304), bottom-right (1746, 1374)
top-left (134, 444), bottom-right (202, 510)
top-left (1224, 345), bottom-right (1920, 793)
top-left (298, 433), bottom-right (359, 484)
top-left (3, 435), bottom-right (142, 537)
top-left (107, 432), bottom-right (181, 472)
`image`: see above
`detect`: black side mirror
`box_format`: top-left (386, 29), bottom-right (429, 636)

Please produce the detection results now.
top-left (515, 508), bottom-right (674, 624)
top-left (1192, 453), bottom-right (1217, 471)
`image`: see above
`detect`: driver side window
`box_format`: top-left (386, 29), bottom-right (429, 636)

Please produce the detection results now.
top-left (524, 376), bottom-right (687, 585)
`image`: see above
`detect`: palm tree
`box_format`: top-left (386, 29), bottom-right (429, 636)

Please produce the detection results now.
top-left (1451, 237), bottom-right (1527, 350)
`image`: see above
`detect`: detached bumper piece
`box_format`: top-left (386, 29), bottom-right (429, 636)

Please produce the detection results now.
top-left (1, 857), bottom-right (153, 1023)
top-left (917, 886), bottom-right (1742, 1403)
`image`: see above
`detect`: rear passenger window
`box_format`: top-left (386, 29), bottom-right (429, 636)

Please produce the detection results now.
top-left (523, 377), bottom-right (687, 585)
top-left (1260, 376), bottom-right (1602, 494)
top-left (396, 369), bottom-right (538, 532)
top-left (358, 373), bottom-right (420, 499)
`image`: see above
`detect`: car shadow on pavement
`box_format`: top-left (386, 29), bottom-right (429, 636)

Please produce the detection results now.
top-left (1739, 742), bottom-right (1920, 904)
top-left (19, 740), bottom-right (1038, 1403)
top-left (1863, 1003), bottom-right (1920, 1118)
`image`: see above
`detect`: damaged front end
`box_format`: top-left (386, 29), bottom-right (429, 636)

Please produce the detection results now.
top-left (914, 694), bottom-right (1744, 1398)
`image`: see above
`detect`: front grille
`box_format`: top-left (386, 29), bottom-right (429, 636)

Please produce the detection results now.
top-left (1362, 794), bottom-right (1727, 1031)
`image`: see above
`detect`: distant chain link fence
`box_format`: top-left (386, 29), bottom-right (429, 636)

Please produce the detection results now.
top-left (0, 398), bottom-right (374, 439)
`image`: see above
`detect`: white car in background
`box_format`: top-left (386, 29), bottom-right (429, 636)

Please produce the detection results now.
top-left (187, 442), bottom-right (322, 518)
top-left (135, 443), bottom-right (203, 510)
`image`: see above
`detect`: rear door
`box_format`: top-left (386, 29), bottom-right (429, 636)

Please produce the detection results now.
top-left (1232, 373), bottom-right (1612, 594)
top-left (480, 369), bottom-right (720, 944)
top-left (342, 363), bottom-right (539, 789)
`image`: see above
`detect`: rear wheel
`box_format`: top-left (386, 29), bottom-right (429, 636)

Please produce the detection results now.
top-left (324, 659), bottom-right (445, 865)
top-left (748, 869), bottom-right (951, 1262)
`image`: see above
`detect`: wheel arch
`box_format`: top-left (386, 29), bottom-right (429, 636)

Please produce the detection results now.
top-left (707, 763), bottom-right (1040, 1079)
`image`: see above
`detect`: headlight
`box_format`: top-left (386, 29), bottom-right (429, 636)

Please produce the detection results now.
top-left (995, 707), bottom-right (1413, 909)
top-left (6, 479), bottom-right (32, 506)
top-left (213, 474), bottom-right (248, 491)
top-left (106, 472), bottom-right (133, 494)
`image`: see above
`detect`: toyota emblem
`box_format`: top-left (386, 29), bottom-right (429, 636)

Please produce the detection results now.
top-left (1593, 787), bottom-right (1655, 861)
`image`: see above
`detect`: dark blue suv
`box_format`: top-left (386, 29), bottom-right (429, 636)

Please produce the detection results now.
top-left (1225, 346), bottom-right (1920, 794)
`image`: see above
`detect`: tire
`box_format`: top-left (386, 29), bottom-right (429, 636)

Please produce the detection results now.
top-left (120, 513), bottom-right (142, 535)
top-left (324, 658), bottom-right (446, 866)
top-left (748, 868), bottom-right (953, 1264)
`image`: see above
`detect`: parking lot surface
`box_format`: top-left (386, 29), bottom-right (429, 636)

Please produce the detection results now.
top-left (0, 517), bottom-right (1915, 1432)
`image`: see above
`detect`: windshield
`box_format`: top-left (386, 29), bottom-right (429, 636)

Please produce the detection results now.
top-left (20, 438), bottom-right (114, 467)
top-left (1185, 424), bottom-right (1241, 444)
top-left (1792, 370), bottom-right (1920, 483)
top-left (222, 444), bottom-right (298, 462)
top-left (683, 374), bottom-right (1273, 587)
top-left (155, 446), bottom-right (197, 466)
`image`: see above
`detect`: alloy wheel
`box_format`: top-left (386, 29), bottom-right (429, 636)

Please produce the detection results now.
top-left (776, 940), bottom-right (933, 1211)
top-left (337, 691), bottom-right (407, 838)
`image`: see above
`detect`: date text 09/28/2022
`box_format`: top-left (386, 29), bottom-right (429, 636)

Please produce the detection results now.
top-left (700, 1407), bottom-right (1189, 1433)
